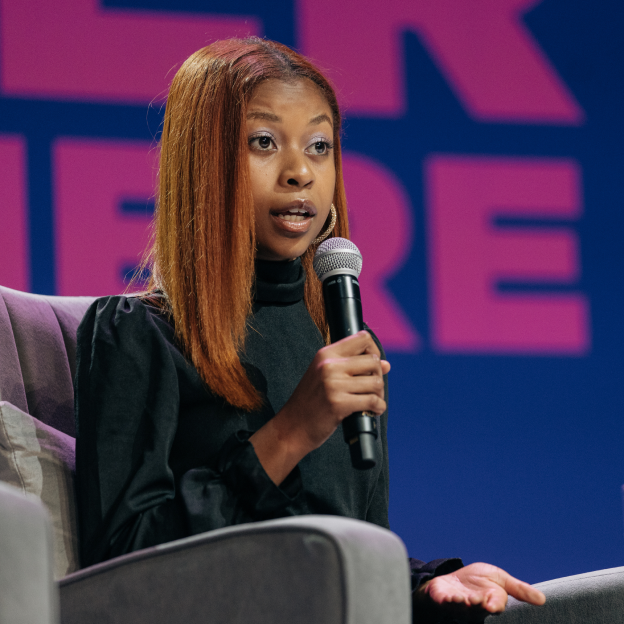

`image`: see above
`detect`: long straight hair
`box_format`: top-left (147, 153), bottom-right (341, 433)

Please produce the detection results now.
top-left (148, 37), bottom-right (349, 411)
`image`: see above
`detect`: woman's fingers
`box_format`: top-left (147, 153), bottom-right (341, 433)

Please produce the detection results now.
top-left (322, 353), bottom-right (384, 377)
top-left (416, 564), bottom-right (545, 624)
top-left (500, 572), bottom-right (546, 606)
top-left (344, 392), bottom-right (387, 415)
top-left (318, 331), bottom-right (390, 384)
top-left (342, 374), bottom-right (385, 394)
top-left (326, 396), bottom-right (386, 418)
top-left (329, 330), bottom-right (381, 358)
top-left (318, 355), bottom-right (386, 402)
top-left (481, 587), bottom-right (508, 612)
top-left (272, 330), bottom-right (390, 457)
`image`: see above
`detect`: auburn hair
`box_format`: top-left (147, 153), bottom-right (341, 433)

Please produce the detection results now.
top-left (146, 37), bottom-right (349, 411)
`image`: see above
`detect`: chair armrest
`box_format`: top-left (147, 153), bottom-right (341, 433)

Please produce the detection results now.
top-left (487, 566), bottom-right (624, 623)
top-left (59, 515), bottom-right (411, 624)
top-left (0, 481), bottom-right (59, 624)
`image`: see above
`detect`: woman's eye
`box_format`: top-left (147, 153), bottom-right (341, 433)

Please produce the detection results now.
top-left (250, 135), bottom-right (275, 150)
top-left (308, 141), bottom-right (332, 155)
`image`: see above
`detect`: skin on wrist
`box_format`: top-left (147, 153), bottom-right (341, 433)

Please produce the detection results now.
top-left (249, 406), bottom-right (313, 485)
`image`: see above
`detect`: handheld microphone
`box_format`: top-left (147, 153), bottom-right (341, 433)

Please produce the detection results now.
top-left (313, 237), bottom-right (378, 470)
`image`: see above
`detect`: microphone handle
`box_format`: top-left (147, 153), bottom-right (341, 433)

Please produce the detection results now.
top-left (322, 274), bottom-right (378, 470)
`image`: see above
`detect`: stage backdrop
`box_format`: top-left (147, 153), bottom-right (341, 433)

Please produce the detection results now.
top-left (1, 0), bottom-right (622, 583)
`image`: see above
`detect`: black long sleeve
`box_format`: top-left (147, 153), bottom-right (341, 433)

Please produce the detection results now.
top-left (75, 258), bottom-right (460, 590)
top-left (75, 260), bottom-right (389, 566)
top-left (75, 295), bottom-right (185, 564)
top-left (75, 296), bottom-right (307, 565)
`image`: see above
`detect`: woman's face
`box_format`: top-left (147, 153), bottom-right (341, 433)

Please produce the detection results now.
top-left (247, 78), bottom-right (336, 261)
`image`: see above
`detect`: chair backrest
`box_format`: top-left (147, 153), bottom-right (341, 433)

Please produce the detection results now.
top-left (0, 285), bottom-right (95, 578)
top-left (0, 286), bottom-right (95, 437)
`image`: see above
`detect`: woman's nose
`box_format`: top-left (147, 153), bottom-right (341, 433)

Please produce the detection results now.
top-left (280, 150), bottom-right (314, 188)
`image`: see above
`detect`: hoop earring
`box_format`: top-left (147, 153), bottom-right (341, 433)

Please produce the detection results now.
top-left (313, 204), bottom-right (337, 245)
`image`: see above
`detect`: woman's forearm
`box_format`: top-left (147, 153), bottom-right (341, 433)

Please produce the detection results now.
top-left (249, 406), bottom-right (312, 485)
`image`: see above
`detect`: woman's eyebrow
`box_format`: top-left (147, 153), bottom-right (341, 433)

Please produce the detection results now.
top-left (310, 113), bottom-right (332, 127)
top-left (246, 111), bottom-right (332, 126)
top-left (247, 111), bottom-right (280, 122)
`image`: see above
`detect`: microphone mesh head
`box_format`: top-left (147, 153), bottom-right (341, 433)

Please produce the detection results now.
top-left (313, 237), bottom-right (363, 281)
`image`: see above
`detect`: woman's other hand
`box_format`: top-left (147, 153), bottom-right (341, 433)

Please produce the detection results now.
top-left (414, 562), bottom-right (546, 621)
top-left (250, 330), bottom-right (390, 484)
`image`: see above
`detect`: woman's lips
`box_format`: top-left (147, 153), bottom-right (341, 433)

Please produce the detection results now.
top-left (270, 212), bottom-right (313, 233)
top-left (270, 201), bottom-right (316, 234)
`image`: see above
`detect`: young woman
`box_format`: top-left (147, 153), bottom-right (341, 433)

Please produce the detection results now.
top-left (75, 37), bottom-right (545, 620)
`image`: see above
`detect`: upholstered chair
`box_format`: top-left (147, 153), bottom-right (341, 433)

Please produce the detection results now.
top-left (0, 284), bottom-right (411, 624)
top-left (2, 283), bottom-right (624, 624)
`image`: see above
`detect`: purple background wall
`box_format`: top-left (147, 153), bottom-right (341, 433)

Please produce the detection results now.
top-left (0, 0), bottom-right (622, 583)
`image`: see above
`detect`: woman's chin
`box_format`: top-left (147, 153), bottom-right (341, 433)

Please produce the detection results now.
top-left (255, 239), bottom-right (312, 262)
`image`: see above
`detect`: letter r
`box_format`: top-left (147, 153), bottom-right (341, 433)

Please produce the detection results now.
top-left (299, 0), bottom-right (583, 123)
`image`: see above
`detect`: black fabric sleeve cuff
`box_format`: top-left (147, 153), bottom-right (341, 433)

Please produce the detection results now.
top-left (217, 430), bottom-right (304, 516)
top-left (409, 557), bottom-right (464, 590)
top-left (180, 430), bottom-right (305, 535)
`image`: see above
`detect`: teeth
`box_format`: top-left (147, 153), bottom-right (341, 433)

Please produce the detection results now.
top-left (278, 214), bottom-right (307, 222)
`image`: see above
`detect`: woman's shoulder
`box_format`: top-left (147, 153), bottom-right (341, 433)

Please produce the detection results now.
top-left (83, 292), bottom-right (169, 319)
top-left (79, 293), bottom-right (174, 346)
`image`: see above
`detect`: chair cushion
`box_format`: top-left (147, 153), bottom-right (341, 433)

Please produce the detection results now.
top-left (0, 288), bottom-right (28, 413)
top-left (0, 286), bottom-right (95, 437)
top-left (0, 401), bottom-right (79, 578)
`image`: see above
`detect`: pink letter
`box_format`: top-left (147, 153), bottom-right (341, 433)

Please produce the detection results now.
top-left (343, 152), bottom-right (421, 352)
top-left (1, 0), bottom-right (260, 103)
top-left (426, 156), bottom-right (590, 354)
top-left (299, 0), bottom-right (583, 123)
top-left (54, 139), bottom-right (156, 296)
top-left (0, 135), bottom-right (28, 291)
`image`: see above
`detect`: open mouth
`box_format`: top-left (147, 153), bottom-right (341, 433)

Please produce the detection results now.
top-left (276, 207), bottom-right (312, 222)
top-left (270, 201), bottom-right (317, 232)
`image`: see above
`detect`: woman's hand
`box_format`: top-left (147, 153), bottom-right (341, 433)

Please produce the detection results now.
top-left (414, 563), bottom-right (546, 622)
top-left (280, 330), bottom-right (390, 450)
top-left (250, 330), bottom-right (390, 484)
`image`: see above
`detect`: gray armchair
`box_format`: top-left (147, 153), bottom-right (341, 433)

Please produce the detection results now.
top-left (2, 283), bottom-right (624, 624)
top-left (0, 284), bottom-right (411, 624)
top-left (489, 567), bottom-right (624, 623)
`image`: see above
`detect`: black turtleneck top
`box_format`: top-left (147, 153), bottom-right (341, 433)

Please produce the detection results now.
top-left (75, 258), bottom-right (460, 586)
